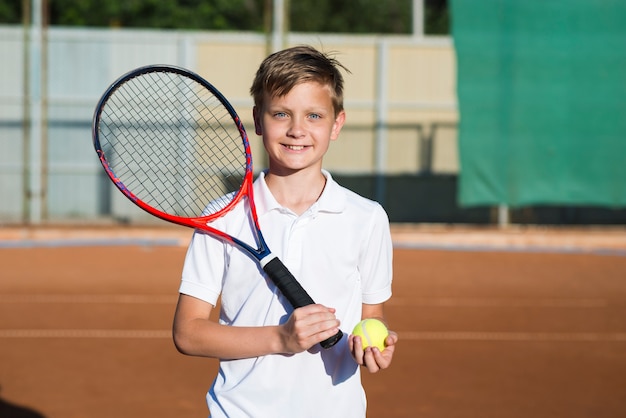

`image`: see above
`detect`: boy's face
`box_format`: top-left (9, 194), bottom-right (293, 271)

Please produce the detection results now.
top-left (253, 81), bottom-right (345, 175)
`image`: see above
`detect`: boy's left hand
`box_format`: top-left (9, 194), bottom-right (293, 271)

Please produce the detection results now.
top-left (349, 331), bottom-right (398, 373)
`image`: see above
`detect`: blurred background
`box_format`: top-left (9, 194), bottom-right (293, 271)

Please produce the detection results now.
top-left (1, 3), bottom-right (626, 418)
top-left (1, 0), bottom-right (625, 227)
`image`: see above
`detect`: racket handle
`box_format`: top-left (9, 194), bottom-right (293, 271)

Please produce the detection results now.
top-left (263, 257), bottom-right (343, 349)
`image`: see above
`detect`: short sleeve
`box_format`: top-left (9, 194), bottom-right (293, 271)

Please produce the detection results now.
top-left (179, 229), bottom-right (225, 306)
top-left (358, 204), bottom-right (393, 304)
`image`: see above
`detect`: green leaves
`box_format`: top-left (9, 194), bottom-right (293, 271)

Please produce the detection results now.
top-left (3, 0), bottom-right (449, 34)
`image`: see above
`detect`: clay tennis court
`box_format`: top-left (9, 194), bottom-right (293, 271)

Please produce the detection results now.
top-left (1, 225), bottom-right (625, 417)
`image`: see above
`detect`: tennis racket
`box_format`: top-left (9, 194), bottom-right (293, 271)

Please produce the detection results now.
top-left (92, 64), bottom-right (343, 349)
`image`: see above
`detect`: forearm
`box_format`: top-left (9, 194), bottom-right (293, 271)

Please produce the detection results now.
top-left (173, 318), bottom-right (284, 360)
top-left (173, 294), bottom-right (341, 359)
top-left (362, 302), bottom-right (385, 321)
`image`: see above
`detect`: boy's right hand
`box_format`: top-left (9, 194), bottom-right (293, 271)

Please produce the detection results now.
top-left (349, 330), bottom-right (398, 373)
top-left (279, 304), bottom-right (340, 353)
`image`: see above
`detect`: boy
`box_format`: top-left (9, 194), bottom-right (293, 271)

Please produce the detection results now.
top-left (173, 45), bottom-right (397, 417)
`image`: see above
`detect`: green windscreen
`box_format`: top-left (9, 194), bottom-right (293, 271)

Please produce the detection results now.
top-left (452, 0), bottom-right (626, 207)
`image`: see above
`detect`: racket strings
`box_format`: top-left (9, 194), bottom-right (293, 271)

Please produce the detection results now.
top-left (97, 70), bottom-right (247, 218)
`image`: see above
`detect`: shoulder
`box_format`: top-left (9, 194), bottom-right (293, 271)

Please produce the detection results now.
top-left (340, 183), bottom-right (383, 210)
top-left (326, 174), bottom-right (388, 219)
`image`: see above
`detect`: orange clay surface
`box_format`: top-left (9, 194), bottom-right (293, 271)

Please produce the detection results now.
top-left (1, 225), bottom-right (625, 417)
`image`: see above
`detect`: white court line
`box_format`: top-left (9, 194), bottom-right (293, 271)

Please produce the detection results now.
top-left (0, 237), bottom-right (185, 248)
top-left (1, 235), bottom-right (625, 256)
top-left (1, 329), bottom-right (626, 342)
top-left (388, 297), bottom-right (609, 308)
top-left (400, 331), bottom-right (626, 342)
top-left (0, 295), bottom-right (608, 308)
top-left (392, 242), bottom-right (626, 256)
top-left (0, 329), bottom-right (171, 339)
top-left (0, 294), bottom-right (176, 304)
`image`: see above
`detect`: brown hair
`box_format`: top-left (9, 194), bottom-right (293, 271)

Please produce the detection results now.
top-left (250, 45), bottom-right (349, 116)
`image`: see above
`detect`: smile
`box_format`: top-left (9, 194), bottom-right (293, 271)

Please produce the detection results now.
top-left (284, 145), bottom-right (306, 151)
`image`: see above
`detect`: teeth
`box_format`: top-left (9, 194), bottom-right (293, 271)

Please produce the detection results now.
top-left (286, 145), bottom-right (305, 151)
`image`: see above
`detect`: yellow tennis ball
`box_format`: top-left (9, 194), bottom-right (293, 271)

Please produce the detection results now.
top-left (352, 319), bottom-right (389, 351)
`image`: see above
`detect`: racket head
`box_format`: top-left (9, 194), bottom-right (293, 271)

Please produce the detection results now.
top-left (93, 65), bottom-right (341, 349)
top-left (92, 65), bottom-right (254, 229)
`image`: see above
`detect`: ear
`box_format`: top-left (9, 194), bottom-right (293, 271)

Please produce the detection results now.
top-left (330, 110), bottom-right (346, 141)
top-left (253, 106), bottom-right (263, 136)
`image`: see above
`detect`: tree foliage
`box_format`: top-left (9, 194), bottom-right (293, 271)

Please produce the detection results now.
top-left (290, 0), bottom-right (411, 34)
top-left (48, 0), bottom-right (264, 30)
top-left (1, 0), bottom-right (448, 34)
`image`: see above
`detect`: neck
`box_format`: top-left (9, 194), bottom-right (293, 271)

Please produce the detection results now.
top-left (265, 170), bottom-right (327, 215)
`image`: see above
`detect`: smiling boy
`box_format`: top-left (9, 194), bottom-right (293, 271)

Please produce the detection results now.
top-left (173, 45), bottom-right (397, 417)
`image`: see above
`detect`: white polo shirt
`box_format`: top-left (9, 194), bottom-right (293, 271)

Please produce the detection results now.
top-left (179, 170), bottom-right (393, 418)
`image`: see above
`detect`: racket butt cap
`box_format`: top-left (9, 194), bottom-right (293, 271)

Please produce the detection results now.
top-left (320, 330), bottom-right (343, 349)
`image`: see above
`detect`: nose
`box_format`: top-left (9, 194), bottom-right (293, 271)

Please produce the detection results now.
top-left (286, 116), bottom-right (305, 138)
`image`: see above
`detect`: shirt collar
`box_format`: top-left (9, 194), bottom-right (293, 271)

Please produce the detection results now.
top-left (253, 170), bottom-right (346, 216)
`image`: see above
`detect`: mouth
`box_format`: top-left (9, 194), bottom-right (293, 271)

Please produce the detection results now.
top-left (283, 144), bottom-right (307, 151)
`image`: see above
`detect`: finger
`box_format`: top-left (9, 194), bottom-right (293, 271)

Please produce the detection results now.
top-left (385, 331), bottom-right (399, 346)
top-left (293, 306), bottom-right (339, 328)
top-left (372, 346), bottom-right (393, 370)
top-left (362, 347), bottom-right (381, 373)
top-left (290, 312), bottom-right (340, 349)
top-left (350, 335), bottom-right (365, 364)
top-left (348, 334), bottom-right (355, 351)
top-left (295, 304), bottom-right (336, 316)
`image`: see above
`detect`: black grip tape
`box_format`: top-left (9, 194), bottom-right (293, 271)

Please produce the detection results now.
top-left (263, 257), bottom-right (343, 349)
top-left (263, 257), bottom-right (315, 308)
